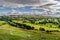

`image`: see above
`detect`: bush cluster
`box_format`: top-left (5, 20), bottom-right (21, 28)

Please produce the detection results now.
top-left (8, 21), bottom-right (34, 30)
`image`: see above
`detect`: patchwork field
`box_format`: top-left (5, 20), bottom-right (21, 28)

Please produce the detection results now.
top-left (0, 16), bottom-right (60, 40)
top-left (0, 22), bottom-right (60, 40)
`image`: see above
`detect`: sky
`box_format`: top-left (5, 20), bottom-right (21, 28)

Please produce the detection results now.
top-left (0, 0), bottom-right (60, 15)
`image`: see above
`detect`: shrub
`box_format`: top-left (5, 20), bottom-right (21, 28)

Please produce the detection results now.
top-left (49, 30), bottom-right (53, 32)
top-left (39, 27), bottom-right (45, 31)
top-left (46, 30), bottom-right (50, 33)
top-left (58, 25), bottom-right (60, 28)
top-left (46, 30), bottom-right (52, 33)
top-left (25, 25), bottom-right (32, 30)
top-left (31, 27), bottom-right (34, 30)
top-left (8, 21), bottom-right (35, 30)
top-left (50, 25), bottom-right (52, 27)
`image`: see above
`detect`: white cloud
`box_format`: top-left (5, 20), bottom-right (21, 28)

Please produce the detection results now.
top-left (0, 0), bottom-right (58, 8)
top-left (1, 0), bottom-right (60, 15)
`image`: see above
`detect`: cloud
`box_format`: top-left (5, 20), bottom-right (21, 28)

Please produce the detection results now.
top-left (4, 0), bottom-right (40, 4)
top-left (0, 0), bottom-right (60, 15)
top-left (3, 0), bottom-right (57, 6)
top-left (0, 0), bottom-right (58, 8)
top-left (0, 0), bottom-right (58, 11)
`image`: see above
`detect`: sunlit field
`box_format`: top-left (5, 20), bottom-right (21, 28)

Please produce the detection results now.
top-left (0, 15), bottom-right (60, 40)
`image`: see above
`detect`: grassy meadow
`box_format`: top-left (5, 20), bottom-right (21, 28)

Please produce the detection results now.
top-left (0, 16), bottom-right (60, 40)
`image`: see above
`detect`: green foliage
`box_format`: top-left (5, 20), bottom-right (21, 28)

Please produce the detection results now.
top-left (39, 27), bottom-right (45, 31)
top-left (58, 25), bottom-right (60, 28)
top-left (46, 30), bottom-right (52, 33)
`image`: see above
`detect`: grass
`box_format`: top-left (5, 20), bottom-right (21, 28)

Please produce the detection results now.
top-left (13, 20), bottom-right (60, 31)
top-left (0, 21), bottom-right (60, 40)
top-left (1, 27), bottom-right (60, 40)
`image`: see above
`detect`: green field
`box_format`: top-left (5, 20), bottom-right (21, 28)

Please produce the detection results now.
top-left (0, 16), bottom-right (60, 40)
top-left (13, 20), bottom-right (60, 31)
top-left (0, 21), bottom-right (60, 40)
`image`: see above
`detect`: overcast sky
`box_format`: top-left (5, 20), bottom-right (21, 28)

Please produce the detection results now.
top-left (0, 0), bottom-right (57, 5)
top-left (0, 0), bottom-right (59, 7)
top-left (4, 0), bottom-right (40, 4)
top-left (0, 0), bottom-right (59, 8)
